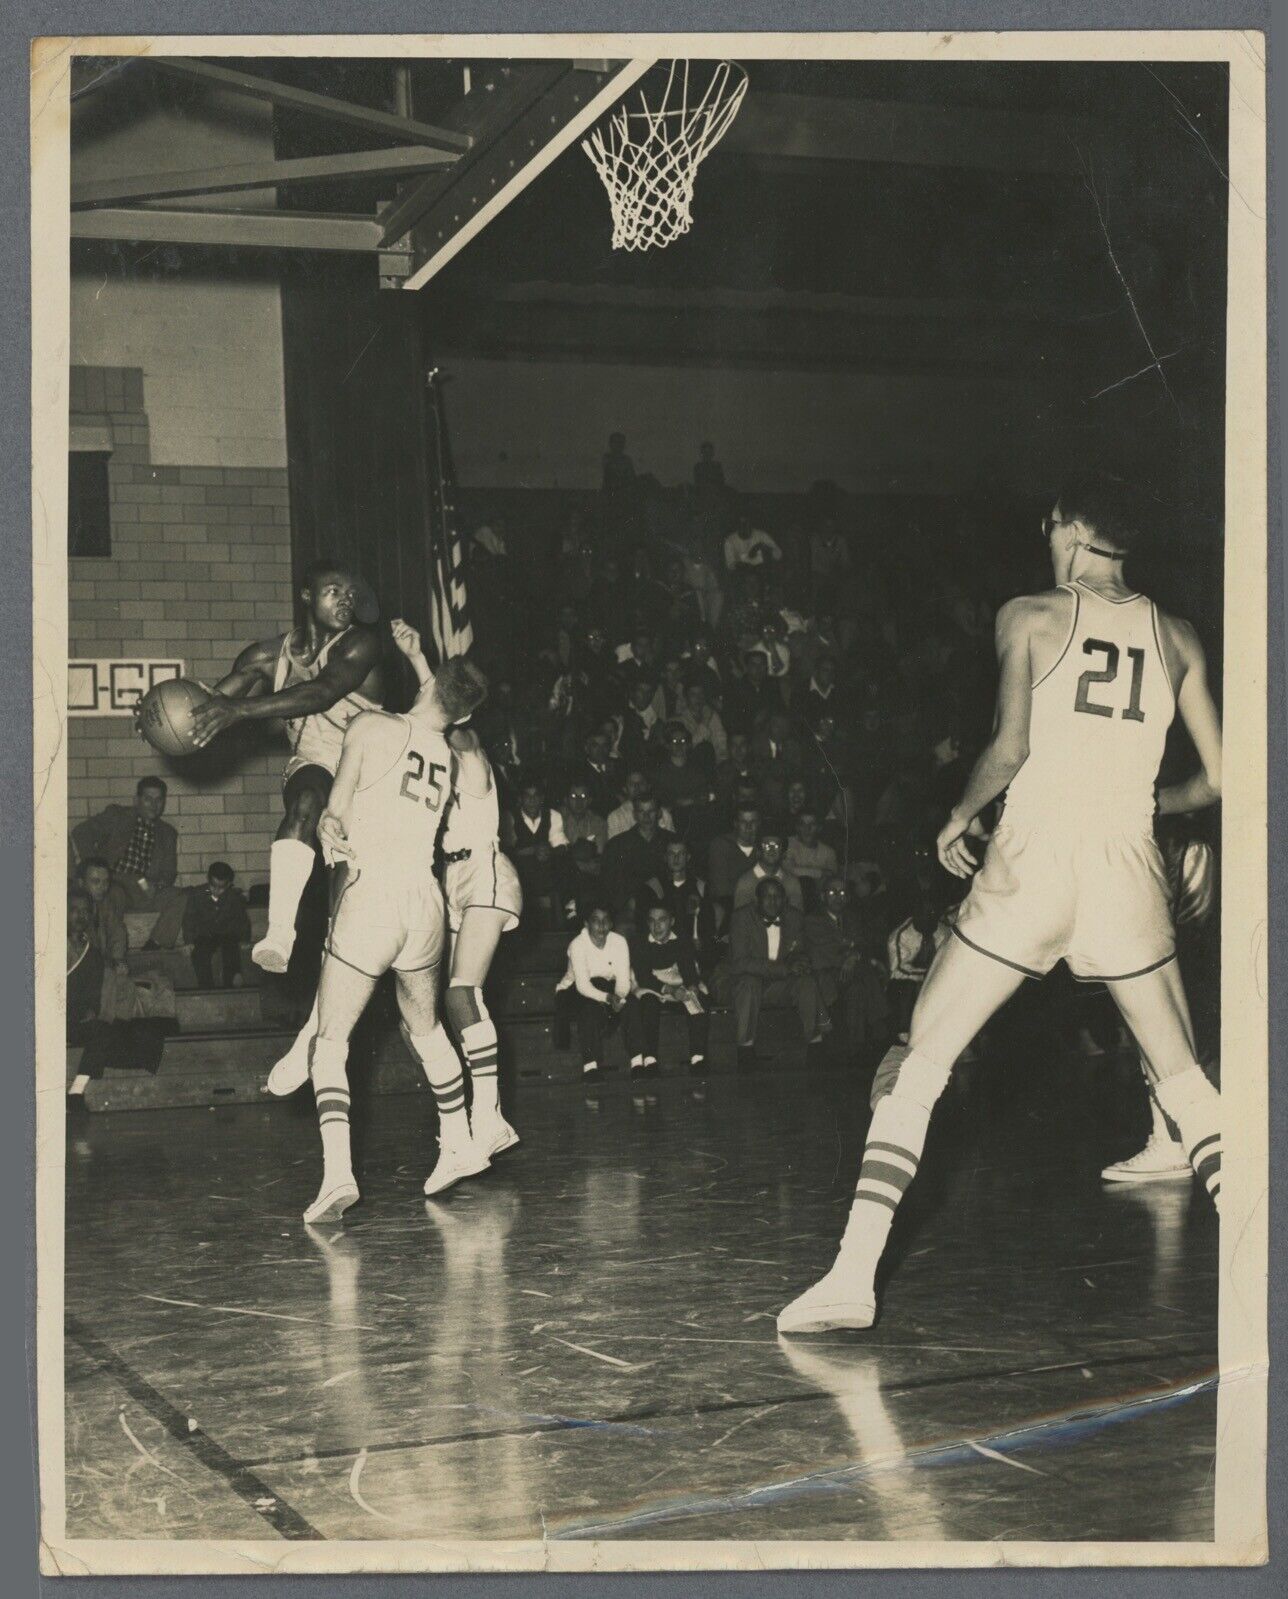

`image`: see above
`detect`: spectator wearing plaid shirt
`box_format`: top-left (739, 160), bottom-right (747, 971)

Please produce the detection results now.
top-left (71, 777), bottom-right (187, 949)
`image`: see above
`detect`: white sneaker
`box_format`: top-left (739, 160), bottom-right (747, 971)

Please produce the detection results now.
top-left (303, 1179), bottom-right (360, 1225)
top-left (252, 933), bottom-right (295, 974)
top-left (778, 1262), bottom-right (877, 1335)
top-left (266, 1041), bottom-right (311, 1098)
top-left (423, 1137), bottom-right (492, 1197)
top-left (1101, 1136), bottom-right (1192, 1183)
top-left (473, 1114), bottom-right (519, 1159)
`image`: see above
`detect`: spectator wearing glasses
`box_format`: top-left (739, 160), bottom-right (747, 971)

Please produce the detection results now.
top-left (733, 826), bottom-right (805, 913)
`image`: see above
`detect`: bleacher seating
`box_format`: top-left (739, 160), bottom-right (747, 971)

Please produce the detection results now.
top-left (73, 911), bottom-right (808, 1113)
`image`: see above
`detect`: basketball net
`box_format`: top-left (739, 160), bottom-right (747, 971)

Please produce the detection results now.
top-left (581, 60), bottom-right (748, 252)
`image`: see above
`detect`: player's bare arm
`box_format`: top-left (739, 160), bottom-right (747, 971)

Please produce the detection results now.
top-left (391, 619), bottom-right (434, 689)
top-left (190, 626), bottom-right (382, 748)
top-left (936, 597), bottom-right (1036, 876)
top-left (1156, 614), bottom-right (1223, 814)
top-left (213, 637), bottom-right (280, 700)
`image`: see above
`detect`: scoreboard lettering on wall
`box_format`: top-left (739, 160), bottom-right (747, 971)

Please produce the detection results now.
top-left (68, 659), bottom-right (184, 717)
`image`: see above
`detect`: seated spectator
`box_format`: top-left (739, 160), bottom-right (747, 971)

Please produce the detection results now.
top-left (806, 877), bottom-right (890, 1059)
top-left (71, 776), bottom-right (187, 949)
top-left (651, 656), bottom-right (688, 724)
top-left (661, 555), bottom-right (703, 651)
top-left (682, 549), bottom-right (724, 633)
top-left (502, 781), bottom-right (575, 925)
top-left (707, 803), bottom-right (761, 931)
top-left (617, 676), bottom-right (662, 770)
top-left (749, 615), bottom-right (792, 681)
top-left (78, 857), bottom-right (176, 1021)
top-left (579, 626), bottom-right (622, 726)
top-left (800, 655), bottom-right (839, 728)
top-left (66, 887), bottom-right (169, 1097)
top-left (713, 730), bottom-right (757, 817)
top-left (809, 516), bottom-right (851, 604)
top-left (724, 514), bottom-right (783, 574)
top-left (680, 630), bottom-right (723, 704)
top-left (478, 678), bottom-right (538, 798)
top-left (182, 860), bottom-right (251, 990)
top-left (569, 730), bottom-right (621, 820)
top-left (602, 795), bottom-right (671, 921)
top-left (651, 724), bottom-right (715, 836)
top-left (786, 809), bottom-right (840, 910)
top-left (562, 782), bottom-right (607, 897)
top-left (555, 903), bottom-right (637, 1082)
top-left (630, 903), bottom-right (709, 1075)
top-left (718, 877), bottom-right (824, 1071)
top-left (625, 547), bottom-right (672, 637)
top-left (644, 839), bottom-right (715, 968)
top-left (676, 678), bottom-right (728, 766)
top-left (722, 649), bottom-right (781, 735)
top-left (606, 772), bottom-right (673, 840)
top-left (784, 779), bottom-right (811, 832)
top-left (888, 894), bottom-right (952, 1041)
top-left (734, 827), bottom-right (805, 913)
top-left (615, 627), bottom-right (658, 685)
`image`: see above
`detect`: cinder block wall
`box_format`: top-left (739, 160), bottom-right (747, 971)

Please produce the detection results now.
top-left (68, 363), bottom-right (294, 886)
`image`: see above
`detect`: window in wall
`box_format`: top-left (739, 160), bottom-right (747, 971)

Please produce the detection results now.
top-left (69, 451), bottom-right (111, 558)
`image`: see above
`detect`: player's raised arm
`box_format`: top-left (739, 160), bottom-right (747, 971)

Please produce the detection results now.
top-left (190, 626), bottom-right (381, 747)
top-left (391, 618), bottom-right (434, 692)
top-left (1157, 619), bottom-right (1223, 814)
top-left (936, 598), bottom-right (1034, 876)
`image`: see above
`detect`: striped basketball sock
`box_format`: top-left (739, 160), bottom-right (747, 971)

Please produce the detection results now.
top-left (309, 1036), bottom-right (354, 1188)
top-left (834, 1094), bottom-right (934, 1284)
top-left (460, 1016), bottom-right (500, 1116)
top-left (1153, 1066), bottom-right (1221, 1208)
top-left (408, 1026), bottom-right (470, 1144)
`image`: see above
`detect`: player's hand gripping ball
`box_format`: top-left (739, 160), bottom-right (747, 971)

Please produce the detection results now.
top-left (136, 678), bottom-right (213, 758)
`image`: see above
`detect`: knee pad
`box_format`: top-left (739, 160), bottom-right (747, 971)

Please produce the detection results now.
top-left (443, 982), bottom-right (484, 1033)
top-left (871, 1044), bottom-right (951, 1113)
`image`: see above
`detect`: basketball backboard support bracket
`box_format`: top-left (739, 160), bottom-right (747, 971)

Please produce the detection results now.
top-left (394, 58), bottom-right (657, 291)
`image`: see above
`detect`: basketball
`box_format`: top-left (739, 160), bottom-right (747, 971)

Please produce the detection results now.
top-left (137, 678), bottom-right (211, 757)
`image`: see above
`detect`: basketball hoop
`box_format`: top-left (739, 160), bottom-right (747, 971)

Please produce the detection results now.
top-left (581, 60), bottom-right (748, 252)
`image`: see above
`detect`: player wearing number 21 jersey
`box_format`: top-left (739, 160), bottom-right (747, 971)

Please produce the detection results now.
top-left (778, 471), bottom-right (1223, 1335)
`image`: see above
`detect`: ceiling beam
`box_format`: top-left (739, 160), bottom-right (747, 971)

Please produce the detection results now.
top-left (722, 92), bottom-right (1103, 176)
top-left (147, 58), bottom-right (472, 154)
top-left (71, 146), bottom-right (459, 209)
top-left (401, 59), bottom-right (657, 290)
top-left (72, 206), bottom-right (382, 253)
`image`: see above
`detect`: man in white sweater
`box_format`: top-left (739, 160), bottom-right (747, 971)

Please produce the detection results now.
top-left (556, 905), bottom-right (637, 1081)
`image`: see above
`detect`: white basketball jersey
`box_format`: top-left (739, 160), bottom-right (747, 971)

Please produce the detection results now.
top-left (346, 716), bottom-right (454, 876)
top-left (274, 629), bottom-right (379, 773)
top-left (441, 747), bottom-right (501, 854)
top-left (1002, 582), bottom-right (1176, 833)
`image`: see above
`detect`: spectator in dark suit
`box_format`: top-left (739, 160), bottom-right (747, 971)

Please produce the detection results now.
top-left (644, 839), bottom-right (715, 971)
top-left (707, 803), bottom-right (760, 933)
top-left (800, 654), bottom-right (839, 729)
top-left (71, 777), bottom-right (187, 948)
top-left (718, 878), bottom-right (823, 1071)
top-left (805, 877), bottom-right (890, 1060)
top-left (629, 904), bottom-right (709, 1075)
top-left (502, 781), bottom-right (575, 925)
top-left (722, 650), bottom-right (780, 735)
top-left (713, 730), bottom-right (757, 819)
top-left (569, 730), bottom-right (620, 820)
top-left (602, 795), bottom-right (670, 921)
top-left (617, 677), bottom-right (662, 770)
top-left (182, 860), bottom-right (252, 989)
top-left (652, 723), bottom-right (715, 839)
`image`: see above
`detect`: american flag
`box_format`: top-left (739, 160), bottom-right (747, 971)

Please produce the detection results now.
top-left (425, 369), bottom-right (473, 660)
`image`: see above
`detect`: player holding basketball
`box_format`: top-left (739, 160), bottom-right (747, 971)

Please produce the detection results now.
top-left (298, 654), bottom-right (489, 1224)
top-left (779, 471), bottom-right (1223, 1334)
top-left (187, 561), bottom-right (383, 974)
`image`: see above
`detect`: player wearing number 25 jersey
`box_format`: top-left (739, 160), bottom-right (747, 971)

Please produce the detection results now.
top-left (953, 578), bottom-right (1177, 981)
top-left (326, 712), bottom-right (455, 978)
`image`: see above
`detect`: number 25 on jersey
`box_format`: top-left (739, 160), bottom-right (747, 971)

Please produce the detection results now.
top-left (400, 749), bottom-right (447, 809)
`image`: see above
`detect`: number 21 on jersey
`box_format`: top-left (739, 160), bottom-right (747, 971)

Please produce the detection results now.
top-left (1074, 638), bottom-right (1147, 722)
top-left (400, 748), bottom-right (447, 809)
